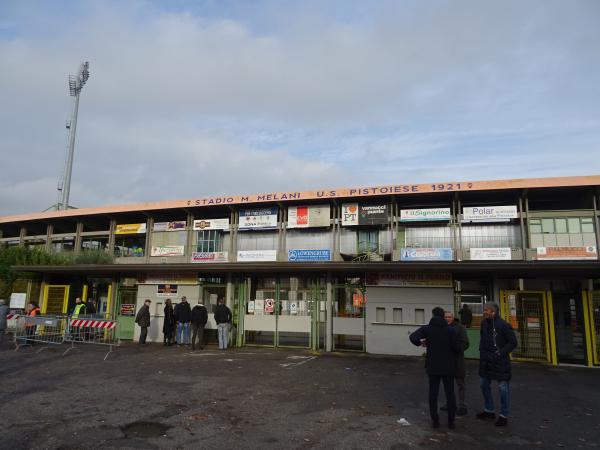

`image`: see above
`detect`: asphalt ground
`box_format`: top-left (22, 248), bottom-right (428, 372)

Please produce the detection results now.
top-left (0, 338), bottom-right (599, 450)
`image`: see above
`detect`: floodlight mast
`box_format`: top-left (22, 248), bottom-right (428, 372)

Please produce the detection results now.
top-left (58, 61), bottom-right (90, 210)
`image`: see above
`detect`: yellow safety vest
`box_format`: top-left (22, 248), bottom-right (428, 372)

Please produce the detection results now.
top-left (73, 303), bottom-right (86, 317)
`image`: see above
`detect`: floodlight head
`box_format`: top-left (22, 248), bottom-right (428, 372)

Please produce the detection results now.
top-left (68, 61), bottom-right (90, 96)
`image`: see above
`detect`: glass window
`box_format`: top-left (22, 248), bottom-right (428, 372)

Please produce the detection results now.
top-left (541, 219), bottom-right (555, 233)
top-left (358, 230), bottom-right (379, 253)
top-left (415, 308), bottom-right (425, 324)
top-left (376, 307), bottom-right (386, 323)
top-left (82, 236), bottom-right (108, 251)
top-left (554, 218), bottom-right (567, 233)
top-left (52, 237), bottom-right (75, 252)
top-left (114, 235), bottom-right (146, 257)
top-left (333, 286), bottom-right (364, 318)
top-left (581, 218), bottom-right (594, 233)
top-left (196, 230), bottom-right (223, 252)
top-left (529, 219), bottom-right (542, 234)
top-left (393, 308), bottom-right (403, 323)
top-left (567, 218), bottom-right (581, 233)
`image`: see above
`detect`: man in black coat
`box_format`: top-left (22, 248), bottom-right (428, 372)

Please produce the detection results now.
top-left (135, 299), bottom-right (151, 345)
top-left (191, 300), bottom-right (208, 350)
top-left (410, 307), bottom-right (461, 429)
top-left (442, 311), bottom-right (470, 415)
top-left (476, 302), bottom-right (517, 427)
top-left (173, 296), bottom-right (192, 347)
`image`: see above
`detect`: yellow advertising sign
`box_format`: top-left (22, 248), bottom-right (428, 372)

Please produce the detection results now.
top-left (115, 223), bottom-right (147, 235)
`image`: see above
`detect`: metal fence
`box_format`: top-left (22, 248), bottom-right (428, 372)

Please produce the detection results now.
top-left (13, 314), bottom-right (120, 360)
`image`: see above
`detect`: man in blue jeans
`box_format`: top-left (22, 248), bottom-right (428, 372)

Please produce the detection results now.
top-left (214, 297), bottom-right (232, 350)
top-left (477, 302), bottom-right (517, 426)
top-left (173, 296), bottom-right (192, 346)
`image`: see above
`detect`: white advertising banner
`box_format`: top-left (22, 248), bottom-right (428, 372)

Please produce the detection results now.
top-left (400, 208), bottom-right (451, 222)
top-left (470, 248), bottom-right (512, 260)
top-left (462, 205), bottom-right (518, 222)
top-left (150, 245), bottom-right (185, 257)
top-left (239, 208), bottom-right (278, 230)
top-left (153, 221), bottom-right (187, 232)
top-left (287, 205), bottom-right (330, 228)
top-left (191, 251), bottom-right (229, 263)
top-left (193, 218), bottom-right (230, 231)
top-left (237, 250), bottom-right (278, 262)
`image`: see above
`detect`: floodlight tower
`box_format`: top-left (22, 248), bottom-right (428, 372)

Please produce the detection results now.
top-left (58, 61), bottom-right (90, 210)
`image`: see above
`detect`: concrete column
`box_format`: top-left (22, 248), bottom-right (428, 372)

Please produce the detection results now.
top-left (144, 217), bottom-right (153, 263)
top-left (226, 272), bottom-right (233, 309)
top-left (74, 221), bottom-right (83, 254)
top-left (46, 224), bottom-right (53, 252)
top-left (325, 272), bottom-right (333, 352)
top-left (108, 219), bottom-right (116, 254)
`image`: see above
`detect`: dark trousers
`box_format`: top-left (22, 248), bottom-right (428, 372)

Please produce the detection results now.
top-left (139, 326), bottom-right (148, 344)
top-left (429, 375), bottom-right (456, 424)
top-left (192, 324), bottom-right (205, 349)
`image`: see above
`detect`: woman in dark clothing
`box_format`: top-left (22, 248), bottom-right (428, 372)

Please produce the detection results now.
top-left (163, 298), bottom-right (175, 346)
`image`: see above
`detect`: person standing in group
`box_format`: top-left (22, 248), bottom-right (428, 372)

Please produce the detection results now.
top-left (477, 302), bottom-right (517, 427)
top-left (0, 299), bottom-right (8, 346)
top-left (458, 303), bottom-right (473, 328)
top-left (72, 297), bottom-right (87, 317)
top-left (409, 307), bottom-right (460, 429)
top-left (191, 299), bottom-right (208, 350)
top-left (440, 310), bottom-right (470, 416)
top-left (135, 299), bottom-right (151, 345)
top-left (163, 298), bottom-right (175, 346)
top-left (25, 302), bottom-right (41, 346)
top-left (173, 296), bottom-right (192, 347)
top-left (214, 297), bottom-right (232, 350)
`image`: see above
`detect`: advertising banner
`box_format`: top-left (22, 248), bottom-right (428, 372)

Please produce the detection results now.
top-left (237, 250), bottom-right (278, 262)
top-left (462, 205), bottom-right (518, 222)
top-left (400, 208), bottom-right (451, 222)
top-left (153, 221), bottom-right (187, 232)
top-left (190, 251), bottom-right (229, 263)
top-left (138, 274), bottom-right (197, 285)
top-left (342, 204), bottom-right (388, 226)
top-left (366, 272), bottom-right (452, 287)
top-left (157, 284), bottom-right (178, 297)
top-left (150, 245), bottom-right (185, 257)
top-left (119, 304), bottom-right (135, 316)
top-left (470, 248), bottom-right (512, 260)
top-left (536, 246), bottom-right (597, 260)
top-left (288, 249), bottom-right (331, 262)
top-left (239, 208), bottom-right (278, 230)
top-left (115, 223), bottom-right (147, 234)
top-left (193, 218), bottom-right (230, 231)
top-left (400, 248), bottom-right (453, 261)
top-left (287, 205), bottom-right (331, 228)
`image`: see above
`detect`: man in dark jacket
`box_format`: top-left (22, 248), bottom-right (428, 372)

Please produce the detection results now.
top-left (409, 307), bottom-right (461, 429)
top-left (442, 311), bottom-right (470, 416)
top-left (191, 299), bottom-right (208, 350)
top-left (458, 304), bottom-right (473, 328)
top-left (135, 299), bottom-right (151, 345)
top-left (173, 296), bottom-right (192, 347)
top-left (476, 302), bottom-right (517, 427)
top-left (214, 297), bottom-right (232, 350)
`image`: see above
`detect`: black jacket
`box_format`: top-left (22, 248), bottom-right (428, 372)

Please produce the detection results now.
top-left (135, 304), bottom-right (150, 328)
top-left (450, 319), bottom-right (470, 378)
top-left (479, 316), bottom-right (517, 381)
top-left (163, 304), bottom-right (175, 333)
top-left (459, 307), bottom-right (473, 327)
top-left (173, 301), bottom-right (192, 323)
top-left (214, 303), bottom-right (232, 324)
top-left (191, 305), bottom-right (208, 326)
top-left (409, 316), bottom-right (460, 376)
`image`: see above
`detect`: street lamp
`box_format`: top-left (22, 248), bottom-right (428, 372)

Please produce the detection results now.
top-left (58, 61), bottom-right (90, 210)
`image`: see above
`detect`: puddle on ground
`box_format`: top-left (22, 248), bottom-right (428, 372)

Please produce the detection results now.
top-left (121, 421), bottom-right (171, 438)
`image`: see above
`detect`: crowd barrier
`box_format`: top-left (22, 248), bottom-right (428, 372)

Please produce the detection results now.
top-left (13, 314), bottom-right (120, 360)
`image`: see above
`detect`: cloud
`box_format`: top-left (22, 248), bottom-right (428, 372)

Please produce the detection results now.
top-left (0, 0), bottom-right (599, 215)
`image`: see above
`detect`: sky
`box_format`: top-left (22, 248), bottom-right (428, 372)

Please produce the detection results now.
top-left (0, 0), bottom-right (599, 215)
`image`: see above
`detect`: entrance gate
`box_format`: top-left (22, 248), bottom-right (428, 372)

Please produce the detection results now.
top-left (500, 290), bottom-right (555, 364)
top-left (42, 285), bottom-right (70, 314)
top-left (239, 276), bottom-right (325, 350)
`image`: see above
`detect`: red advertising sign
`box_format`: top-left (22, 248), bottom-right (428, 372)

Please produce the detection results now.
top-left (296, 207), bottom-right (308, 226)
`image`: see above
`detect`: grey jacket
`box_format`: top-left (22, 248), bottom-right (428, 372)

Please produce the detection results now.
top-left (0, 304), bottom-right (9, 330)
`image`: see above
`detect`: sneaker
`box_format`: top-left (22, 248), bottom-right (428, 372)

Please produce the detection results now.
top-left (476, 411), bottom-right (496, 421)
top-left (440, 405), bottom-right (448, 412)
top-left (456, 407), bottom-right (468, 416)
top-left (495, 416), bottom-right (508, 427)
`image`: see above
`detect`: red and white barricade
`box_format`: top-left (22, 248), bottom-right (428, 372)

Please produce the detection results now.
top-left (64, 316), bottom-right (120, 360)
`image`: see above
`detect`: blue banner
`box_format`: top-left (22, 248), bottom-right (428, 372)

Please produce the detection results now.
top-left (400, 248), bottom-right (454, 261)
top-left (288, 249), bottom-right (331, 262)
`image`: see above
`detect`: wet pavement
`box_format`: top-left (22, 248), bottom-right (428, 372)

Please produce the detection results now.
top-left (0, 339), bottom-right (599, 449)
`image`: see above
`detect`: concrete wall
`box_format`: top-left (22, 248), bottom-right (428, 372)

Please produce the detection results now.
top-left (365, 287), bottom-right (454, 356)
